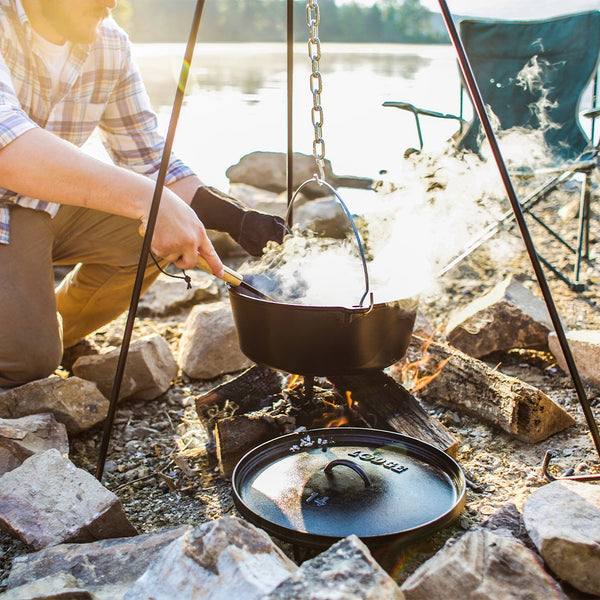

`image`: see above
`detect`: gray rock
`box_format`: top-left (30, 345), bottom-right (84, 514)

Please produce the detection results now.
top-left (228, 183), bottom-right (287, 218)
top-left (73, 334), bottom-right (179, 401)
top-left (178, 301), bottom-right (252, 379)
top-left (0, 413), bottom-right (68, 475)
top-left (292, 194), bottom-right (353, 238)
top-left (548, 329), bottom-right (600, 387)
top-left (263, 535), bottom-right (404, 599)
top-left (123, 516), bottom-right (296, 600)
top-left (446, 275), bottom-right (553, 358)
top-left (522, 480), bottom-right (600, 596)
top-left (0, 449), bottom-right (137, 550)
top-left (1, 572), bottom-right (95, 600)
top-left (400, 529), bottom-right (568, 599)
top-left (226, 151), bottom-right (334, 198)
top-left (478, 502), bottom-right (536, 552)
top-left (0, 377), bottom-right (109, 435)
top-left (137, 271), bottom-right (221, 317)
top-left (5, 526), bottom-right (189, 600)
top-left (226, 151), bottom-right (373, 198)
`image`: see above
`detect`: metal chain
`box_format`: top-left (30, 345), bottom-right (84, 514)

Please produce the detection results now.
top-left (307, 0), bottom-right (326, 181)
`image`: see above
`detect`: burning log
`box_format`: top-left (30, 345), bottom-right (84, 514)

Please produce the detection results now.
top-left (195, 365), bottom-right (284, 414)
top-left (328, 371), bottom-right (459, 457)
top-left (401, 336), bottom-right (575, 444)
top-left (194, 365), bottom-right (285, 454)
top-left (215, 411), bottom-right (296, 480)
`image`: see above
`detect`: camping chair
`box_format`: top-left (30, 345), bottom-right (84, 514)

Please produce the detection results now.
top-left (383, 10), bottom-right (600, 290)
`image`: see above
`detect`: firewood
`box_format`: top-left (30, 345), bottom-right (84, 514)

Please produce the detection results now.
top-left (195, 365), bottom-right (284, 414)
top-left (215, 412), bottom-right (296, 480)
top-left (406, 336), bottom-right (575, 443)
top-left (328, 372), bottom-right (459, 457)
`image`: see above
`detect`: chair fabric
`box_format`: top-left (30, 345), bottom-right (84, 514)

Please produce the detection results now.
top-left (456, 11), bottom-right (600, 160)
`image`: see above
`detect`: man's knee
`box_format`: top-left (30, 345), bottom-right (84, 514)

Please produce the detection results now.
top-left (0, 335), bottom-right (62, 388)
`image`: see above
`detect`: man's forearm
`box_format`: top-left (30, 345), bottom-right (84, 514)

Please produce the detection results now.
top-left (0, 127), bottom-right (158, 221)
top-left (0, 127), bottom-right (224, 274)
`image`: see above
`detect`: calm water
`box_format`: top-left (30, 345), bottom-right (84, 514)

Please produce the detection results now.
top-left (129, 43), bottom-right (465, 190)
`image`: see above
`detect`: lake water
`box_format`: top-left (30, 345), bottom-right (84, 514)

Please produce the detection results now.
top-left (130, 43), bottom-right (466, 190)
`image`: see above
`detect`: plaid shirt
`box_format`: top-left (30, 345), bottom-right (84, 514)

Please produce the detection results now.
top-left (0, 0), bottom-right (193, 244)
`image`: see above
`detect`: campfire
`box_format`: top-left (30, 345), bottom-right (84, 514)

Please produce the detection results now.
top-left (194, 363), bottom-right (459, 482)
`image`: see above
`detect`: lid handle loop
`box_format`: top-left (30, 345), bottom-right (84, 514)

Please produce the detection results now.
top-left (323, 458), bottom-right (372, 488)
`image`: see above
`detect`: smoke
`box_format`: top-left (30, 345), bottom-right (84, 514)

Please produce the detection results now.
top-left (241, 147), bottom-right (531, 306)
top-left (240, 57), bottom-right (566, 307)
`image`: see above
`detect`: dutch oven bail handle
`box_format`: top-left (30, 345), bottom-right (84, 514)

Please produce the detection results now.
top-left (286, 176), bottom-right (373, 309)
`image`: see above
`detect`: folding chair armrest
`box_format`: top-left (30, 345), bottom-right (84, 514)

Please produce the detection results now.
top-left (582, 107), bottom-right (600, 119)
top-left (382, 101), bottom-right (465, 153)
top-left (382, 101), bottom-right (464, 121)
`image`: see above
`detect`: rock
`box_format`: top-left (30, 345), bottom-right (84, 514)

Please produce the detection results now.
top-left (292, 194), bottom-right (353, 238)
top-left (5, 526), bottom-right (189, 600)
top-left (400, 529), bottom-right (568, 599)
top-left (263, 534), bottom-right (404, 599)
top-left (0, 377), bottom-right (109, 435)
top-left (1, 572), bottom-right (94, 600)
top-left (178, 301), bottom-right (253, 379)
top-left (226, 151), bottom-right (373, 199)
top-left (548, 329), bottom-right (600, 387)
top-left (478, 502), bottom-right (537, 552)
top-left (73, 334), bottom-right (179, 401)
top-left (445, 275), bottom-right (553, 358)
top-left (0, 449), bottom-right (137, 550)
top-left (123, 516), bottom-right (296, 600)
top-left (0, 413), bottom-right (68, 476)
top-left (412, 312), bottom-right (434, 339)
top-left (228, 183), bottom-right (288, 217)
top-left (137, 271), bottom-right (221, 317)
top-left (522, 480), bottom-right (600, 595)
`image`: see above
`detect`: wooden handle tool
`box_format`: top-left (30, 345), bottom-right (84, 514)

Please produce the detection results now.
top-left (195, 255), bottom-right (274, 301)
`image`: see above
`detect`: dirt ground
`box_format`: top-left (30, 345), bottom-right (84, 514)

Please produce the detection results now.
top-left (1, 183), bottom-right (599, 596)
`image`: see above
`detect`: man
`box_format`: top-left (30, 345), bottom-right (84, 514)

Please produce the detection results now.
top-left (0, 0), bottom-right (284, 388)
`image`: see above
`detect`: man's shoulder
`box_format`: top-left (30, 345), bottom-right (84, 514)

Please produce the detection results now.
top-left (96, 16), bottom-right (131, 50)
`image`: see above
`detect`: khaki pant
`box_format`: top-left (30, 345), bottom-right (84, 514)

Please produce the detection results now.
top-left (0, 204), bottom-right (161, 387)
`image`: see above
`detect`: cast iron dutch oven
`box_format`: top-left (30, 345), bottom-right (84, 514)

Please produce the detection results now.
top-left (231, 427), bottom-right (466, 550)
top-left (227, 180), bottom-right (418, 376)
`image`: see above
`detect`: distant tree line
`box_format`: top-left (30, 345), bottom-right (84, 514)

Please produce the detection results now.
top-left (113, 0), bottom-right (448, 44)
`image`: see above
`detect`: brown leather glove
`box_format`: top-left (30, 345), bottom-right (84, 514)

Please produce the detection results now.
top-left (190, 185), bottom-right (286, 257)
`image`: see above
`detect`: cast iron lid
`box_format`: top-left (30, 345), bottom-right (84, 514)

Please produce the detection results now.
top-left (232, 427), bottom-right (466, 548)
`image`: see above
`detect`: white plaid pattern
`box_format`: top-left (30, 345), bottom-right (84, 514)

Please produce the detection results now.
top-left (0, 0), bottom-right (193, 243)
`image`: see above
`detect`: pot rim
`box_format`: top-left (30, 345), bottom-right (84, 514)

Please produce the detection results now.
top-left (228, 284), bottom-right (419, 313)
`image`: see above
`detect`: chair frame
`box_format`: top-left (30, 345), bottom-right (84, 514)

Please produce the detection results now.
top-left (384, 11), bottom-right (600, 291)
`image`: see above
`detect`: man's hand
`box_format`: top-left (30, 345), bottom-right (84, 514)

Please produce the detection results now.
top-left (142, 189), bottom-right (224, 277)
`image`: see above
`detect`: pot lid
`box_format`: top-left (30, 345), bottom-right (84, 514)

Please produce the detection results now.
top-left (232, 428), bottom-right (466, 549)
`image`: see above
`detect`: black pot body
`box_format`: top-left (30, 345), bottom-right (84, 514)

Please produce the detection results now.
top-left (228, 287), bottom-right (417, 376)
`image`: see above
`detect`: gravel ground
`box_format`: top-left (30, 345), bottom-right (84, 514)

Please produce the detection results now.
top-left (1, 187), bottom-right (600, 593)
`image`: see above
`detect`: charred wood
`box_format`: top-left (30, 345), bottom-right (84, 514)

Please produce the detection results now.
top-left (328, 371), bottom-right (458, 457)
top-left (215, 412), bottom-right (296, 479)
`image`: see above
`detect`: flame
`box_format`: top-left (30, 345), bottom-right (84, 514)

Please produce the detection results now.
top-left (285, 374), bottom-right (301, 391)
top-left (394, 334), bottom-right (451, 394)
top-left (312, 390), bottom-right (359, 429)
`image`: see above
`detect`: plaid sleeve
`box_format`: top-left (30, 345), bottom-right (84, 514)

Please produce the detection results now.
top-left (96, 33), bottom-right (194, 185)
top-left (0, 53), bottom-right (39, 149)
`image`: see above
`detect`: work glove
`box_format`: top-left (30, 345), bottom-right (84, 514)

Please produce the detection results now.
top-left (191, 185), bottom-right (287, 257)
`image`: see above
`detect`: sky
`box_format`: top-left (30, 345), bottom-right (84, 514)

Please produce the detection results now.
top-left (340, 0), bottom-right (600, 20)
